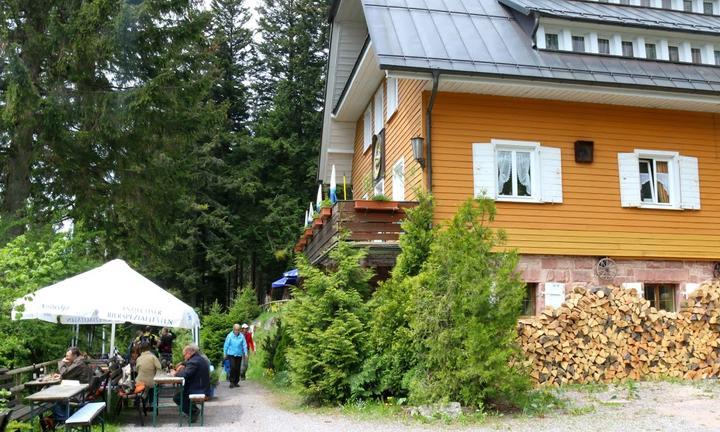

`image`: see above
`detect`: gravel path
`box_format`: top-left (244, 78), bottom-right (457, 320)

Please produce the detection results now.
top-left (119, 379), bottom-right (720, 431)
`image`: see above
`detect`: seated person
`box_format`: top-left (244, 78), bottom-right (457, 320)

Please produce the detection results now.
top-left (171, 344), bottom-right (209, 419)
top-left (51, 347), bottom-right (92, 423)
top-left (135, 341), bottom-right (161, 406)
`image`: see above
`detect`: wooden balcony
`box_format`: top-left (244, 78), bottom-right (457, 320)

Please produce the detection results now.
top-left (296, 200), bottom-right (418, 267)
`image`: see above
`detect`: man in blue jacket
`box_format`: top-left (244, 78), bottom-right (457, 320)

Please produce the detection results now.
top-left (223, 323), bottom-right (247, 388)
top-left (172, 344), bottom-right (210, 418)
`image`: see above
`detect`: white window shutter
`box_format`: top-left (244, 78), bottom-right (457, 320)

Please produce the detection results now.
top-left (472, 143), bottom-right (496, 199)
top-left (679, 156), bottom-right (701, 210)
top-left (544, 282), bottom-right (566, 309)
top-left (387, 78), bottom-right (398, 118)
top-left (539, 146), bottom-right (563, 203)
top-left (618, 153), bottom-right (641, 208)
top-left (373, 86), bottom-right (384, 133)
top-left (363, 106), bottom-right (372, 152)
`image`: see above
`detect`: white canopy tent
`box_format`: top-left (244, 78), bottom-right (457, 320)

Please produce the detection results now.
top-left (11, 259), bottom-right (201, 356)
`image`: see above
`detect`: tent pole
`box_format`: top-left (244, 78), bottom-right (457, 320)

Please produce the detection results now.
top-left (107, 322), bottom-right (116, 408)
top-left (110, 323), bottom-right (116, 357)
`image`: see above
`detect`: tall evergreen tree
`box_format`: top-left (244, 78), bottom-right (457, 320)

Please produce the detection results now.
top-left (250, 0), bottom-right (330, 298)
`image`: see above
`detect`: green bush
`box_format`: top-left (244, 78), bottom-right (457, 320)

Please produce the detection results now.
top-left (272, 322), bottom-right (290, 373)
top-left (227, 286), bottom-right (262, 324)
top-left (260, 318), bottom-right (288, 372)
top-left (200, 301), bottom-right (232, 366)
top-left (406, 197), bottom-right (530, 409)
top-left (357, 193), bottom-right (436, 399)
top-left (285, 241), bottom-right (372, 404)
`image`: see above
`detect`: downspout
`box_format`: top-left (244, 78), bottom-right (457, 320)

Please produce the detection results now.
top-left (426, 70), bottom-right (440, 193)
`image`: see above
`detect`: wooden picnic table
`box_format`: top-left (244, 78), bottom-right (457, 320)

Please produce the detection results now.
top-left (152, 374), bottom-right (184, 427)
top-left (26, 383), bottom-right (88, 423)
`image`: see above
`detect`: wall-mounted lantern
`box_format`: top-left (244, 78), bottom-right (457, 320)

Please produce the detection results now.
top-left (411, 136), bottom-right (425, 168)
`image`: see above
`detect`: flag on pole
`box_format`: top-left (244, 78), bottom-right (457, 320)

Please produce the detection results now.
top-left (329, 165), bottom-right (338, 203)
top-left (316, 184), bottom-right (323, 210)
top-left (308, 202), bottom-right (314, 222)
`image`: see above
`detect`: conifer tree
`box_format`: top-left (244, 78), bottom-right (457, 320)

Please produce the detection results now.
top-left (285, 241), bottom-right (372, 404)
top-left (408, 198), bottom-right (530, 408)
top-left (251, 0), bottom-right (330, 264)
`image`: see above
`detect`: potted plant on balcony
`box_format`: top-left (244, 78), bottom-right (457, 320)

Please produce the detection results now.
top-left (311, 210), bottom-right (323, 229)
top-left (354, 194), bottom-right (401, 211)
top-left (319, 199), bottom-right (333, 219)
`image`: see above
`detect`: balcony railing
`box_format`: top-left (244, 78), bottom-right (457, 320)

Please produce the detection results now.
top-left (295, 200), bottom-right (417, 267)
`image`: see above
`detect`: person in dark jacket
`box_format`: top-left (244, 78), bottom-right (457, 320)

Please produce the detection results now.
top-left (158, 327), bottom-right (175, 364)
top-left (171, 344), bottom-right (209, 417)
top-left (50, 347), bottom-right (92, 423)
top-left (53, 347), bottom-right (92, 383)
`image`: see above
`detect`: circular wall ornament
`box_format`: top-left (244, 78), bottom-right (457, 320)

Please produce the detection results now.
top-left (594, 257), bottom-right (618, 281)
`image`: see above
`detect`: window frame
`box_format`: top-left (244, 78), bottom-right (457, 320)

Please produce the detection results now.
top-left (373, 178), bottom-right (385, 197)
top-left (572, 35), bottom-right (586, 53)
top-left (373, 86), bottom-right (384, 135)
top-left (522, 283), bottom-right (538, 317)
top-left (545, 33), bottom-right (559, 50)
top-left (634, 149), bottom-right (679, 209)
top-left (622, 40), bottom-right (634, 57)
top-left (391, 158), bottom-right (405, 201)
top-left (644, 283), bottom-right (677, 312)
top-left (363, 105), bottom-right (372, 153)
top-left (386, 77), bottom-right (399, 119)
top-left (492, 139), bottom-right (541, 203)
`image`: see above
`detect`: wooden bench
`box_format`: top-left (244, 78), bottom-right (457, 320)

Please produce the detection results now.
top-left (63, 402), bottom-right (105, 432)
top-left (187, 394), bottom-right (205, 426)
top-left (0, 369), bottom-right (52, 423)
top-left (8, 402), bottom-right (54, 422)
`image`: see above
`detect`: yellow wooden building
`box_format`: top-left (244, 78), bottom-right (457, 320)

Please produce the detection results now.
top-left (310, 0), bottom-right (720, 314)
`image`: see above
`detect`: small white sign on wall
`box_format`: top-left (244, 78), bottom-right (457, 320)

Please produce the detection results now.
top-left (684, 283), bottom-right (700, 300)
top-left (621, 282), bottom-right (643, 296)
top-left (544, 282), bottom-right (566, 309)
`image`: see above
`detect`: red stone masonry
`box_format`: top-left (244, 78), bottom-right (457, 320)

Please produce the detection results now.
top-left (518, 255), bottom-right (716, 313)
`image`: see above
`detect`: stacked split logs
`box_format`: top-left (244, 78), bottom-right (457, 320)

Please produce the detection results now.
top-left (517, 281), bottom-right (720, 386)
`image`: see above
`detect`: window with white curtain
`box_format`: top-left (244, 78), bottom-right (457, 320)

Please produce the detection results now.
top-left (618, 150), bottom-right (700, 210)
top-left (639, 158), bottom-right (671, 204)
top-left (497, 149), bottom-right (534, 198)
top-left (473, 140), bottom-right (562, 204)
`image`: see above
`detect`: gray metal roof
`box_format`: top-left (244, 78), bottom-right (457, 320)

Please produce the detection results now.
top-left (501, 0), bottom-right (720, 35)
top-left (361, 0), bottom-right (720, 93)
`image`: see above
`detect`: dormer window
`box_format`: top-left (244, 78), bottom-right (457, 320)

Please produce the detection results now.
top-left (545, 33), bottom-right (559, 50)
top-left (691, 48), bottom-right (702, 64)
top-left (598, 38), bottom-right (610, 54)
top-left (662, 0), bottom-right (672, 7)
top-left (704, 1), bottom-right (714, 14)
top-left (715, 50), bottom-right (720, 65)
top-left (645, 43), bottom-right (657, 59)
top-left (683, 0), bottom-right (693, 12)
top-left (622, 41), bottom-right (634, 57)
top-left (572, 36), bottom-right (586, 53)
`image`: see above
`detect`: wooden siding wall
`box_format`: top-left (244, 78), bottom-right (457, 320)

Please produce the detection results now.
top-left (430, 93), bottom-right (720, 260)
top-left (351, 79), bottom-right (426, 199)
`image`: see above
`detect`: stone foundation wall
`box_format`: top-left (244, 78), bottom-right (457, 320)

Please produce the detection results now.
top-left (517, 255), bottom-right (716, 313)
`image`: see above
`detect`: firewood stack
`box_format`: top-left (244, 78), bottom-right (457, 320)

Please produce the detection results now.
top-left (517, 281), bottom-right (720, 386)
